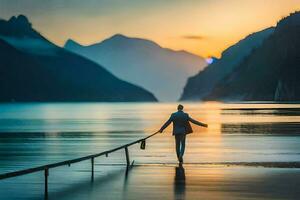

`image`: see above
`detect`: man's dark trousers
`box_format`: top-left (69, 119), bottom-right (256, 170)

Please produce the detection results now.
top-left (175, 134), bottom-right (186, 160)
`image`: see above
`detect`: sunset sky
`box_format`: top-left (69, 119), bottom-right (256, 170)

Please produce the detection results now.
top-left (0, 0), bottom-right (299, 58)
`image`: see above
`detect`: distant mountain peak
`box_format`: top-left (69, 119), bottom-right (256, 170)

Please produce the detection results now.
top-left (97, 34), bottom-right (162, 49)
top-left (0, 16), bottom-right (157, 102)
top-left (110, 33), bottom-right (128, 39)
top-left (0, 14), bottom-right (41, 39)
top-left (65, 39), bottom-right (82, 49)
top-left (8, 15), bottom-right (31, 28)
top-left (65, 33), bottom-right (207, 101)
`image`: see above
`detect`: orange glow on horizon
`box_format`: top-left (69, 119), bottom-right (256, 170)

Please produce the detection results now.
top-left (1, 0), bottom-right (299, 58)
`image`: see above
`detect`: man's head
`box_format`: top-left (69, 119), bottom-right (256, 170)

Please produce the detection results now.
top-left (177, 104), bottom-right (184, 111)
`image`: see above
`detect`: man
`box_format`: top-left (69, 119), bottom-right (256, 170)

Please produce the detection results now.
top-left (159, 104), bottom-right (208, 163)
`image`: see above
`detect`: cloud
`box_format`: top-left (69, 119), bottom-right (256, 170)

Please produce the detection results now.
top-left (181, 35), bottom-right (206, 40)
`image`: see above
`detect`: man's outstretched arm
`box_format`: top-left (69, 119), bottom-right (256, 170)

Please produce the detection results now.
top-left (159, 115), bottom-right (173, 133)
top-left (188, 116), bottom-right (208, 127)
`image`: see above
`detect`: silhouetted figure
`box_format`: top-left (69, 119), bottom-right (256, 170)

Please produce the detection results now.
top-left (174, 163), bottom-right (186, 199)
top-left (159, 104), bottom-right (207, 163)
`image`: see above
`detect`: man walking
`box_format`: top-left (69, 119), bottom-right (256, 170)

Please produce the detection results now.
top-left (159, 104), bottom-right (208, 163)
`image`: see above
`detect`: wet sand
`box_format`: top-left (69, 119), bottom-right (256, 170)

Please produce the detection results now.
top-left (56, 165), bottom-right (300, 200)
top-left (1, 164), bottom-right (300, 200)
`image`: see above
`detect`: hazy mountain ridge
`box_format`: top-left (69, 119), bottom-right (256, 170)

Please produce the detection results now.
top-left (65, 34), bottom-right (207, 101)
top-left (204, 11), bottom-right (300, 101)
top-left (0, 15), bottom-right (157, 102)
top-left (180, 27), bottom-right (275, 101)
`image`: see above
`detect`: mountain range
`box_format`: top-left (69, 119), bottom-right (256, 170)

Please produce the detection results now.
top-left (65, 34), bottom-right (207, 101)
top-left (1, 12), bottom-right (299, 103)
top-left (0, 15), bottom-right (157, 102)
top-left (181, 11), bottom-right (300, 101)
top-left (180, 27), bottom-right (274, 101)
top-left (204, 11), bottom-right (300, 101)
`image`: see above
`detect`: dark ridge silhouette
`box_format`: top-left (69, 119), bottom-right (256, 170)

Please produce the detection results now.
top-left (0, 15), bottom-right (157, 102)
top-left (180, 27), bottom-right (274, 101)
top-left (204, 11), bottom-right (300, 101)
top-left (0, 15), bottom-right (36, 37)
top-left (64, 34), bottom-right (207, 101)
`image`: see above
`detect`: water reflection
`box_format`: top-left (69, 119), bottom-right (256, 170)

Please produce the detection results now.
top-left (1, 102), bottom-right (300, 199)
top-left (2, 102), bottom-right (300, 172)
top-left (174, 164), bottom-right (186, 200)
top-left (222, 122), bottom-right (300, 134)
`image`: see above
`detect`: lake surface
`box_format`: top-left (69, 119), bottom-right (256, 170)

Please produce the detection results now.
top-left (1, 102), bottom-right (300, 199)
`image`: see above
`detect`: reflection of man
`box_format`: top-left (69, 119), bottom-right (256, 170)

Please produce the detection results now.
top-left (174, 164), bottom-right (186, 199)
top-left (159, 104), bottom-right (208, 163)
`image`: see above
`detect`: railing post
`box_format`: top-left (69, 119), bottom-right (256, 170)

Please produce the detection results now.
top-left (125, 147), bottom-right (130, 167)
top-left (44, 168), bottom-right (49, 200)
top-left (91, 157), bottom-right (94, 181)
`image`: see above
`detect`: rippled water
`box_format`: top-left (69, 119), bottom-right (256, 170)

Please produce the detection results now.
top-left (0, 102), bottom-right (300, 199)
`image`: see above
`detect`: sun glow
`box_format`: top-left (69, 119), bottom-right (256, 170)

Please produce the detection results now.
top-left (1, 0), bottom-right (298, 58)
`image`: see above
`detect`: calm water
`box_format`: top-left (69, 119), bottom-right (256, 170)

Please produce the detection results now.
top-left (1, 102), bottom-right (300, 199)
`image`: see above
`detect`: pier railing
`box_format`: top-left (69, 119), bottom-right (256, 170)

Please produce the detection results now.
top-left (0, 131), bottom-right (159, 199)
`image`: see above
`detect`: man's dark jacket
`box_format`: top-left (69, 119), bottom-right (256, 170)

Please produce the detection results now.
top-left (160, 110), bottom-right (207, 135)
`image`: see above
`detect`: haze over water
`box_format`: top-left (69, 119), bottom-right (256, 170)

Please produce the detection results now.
top-left (1, 102), bottom-right (300, 199)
